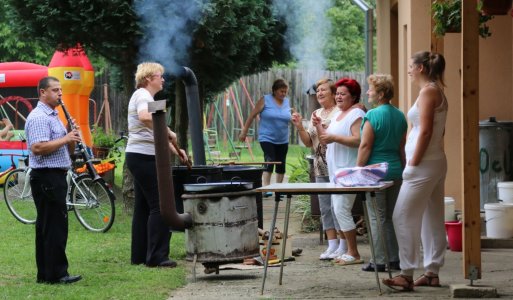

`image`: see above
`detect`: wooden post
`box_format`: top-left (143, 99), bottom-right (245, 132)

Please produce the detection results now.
top-left (461, 0), bottom-right (481, 280)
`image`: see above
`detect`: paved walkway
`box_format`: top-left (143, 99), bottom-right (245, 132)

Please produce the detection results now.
top-left (170, 189), bottom-right (513, 299)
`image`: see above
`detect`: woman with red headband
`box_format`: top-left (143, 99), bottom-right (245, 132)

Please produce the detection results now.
top-left (316, 78), bottom-right (366, 266)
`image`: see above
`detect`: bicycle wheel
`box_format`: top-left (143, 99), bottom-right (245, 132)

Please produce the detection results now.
top-left (70, 174), bottom-right (115, 232)
top-left (3, 168), bottom-right (36, 224)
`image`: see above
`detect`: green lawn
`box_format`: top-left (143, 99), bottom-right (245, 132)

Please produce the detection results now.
top-left (0, 195), bottom-right (187, 299)
top-left (0, 143), bottom-right (308, 299)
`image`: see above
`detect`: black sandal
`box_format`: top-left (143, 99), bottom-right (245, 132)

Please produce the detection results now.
top-left (414, 274), bottom-right (441, 287)
top-left (382, 274), bottom-right (414, 292)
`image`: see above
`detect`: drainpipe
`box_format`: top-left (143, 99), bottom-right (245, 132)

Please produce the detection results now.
top-left (178, 67), bottom-right (206, 166)
top-left (148, 100), bottom-right (192, 229)
top-left (351, 0), bottom-right (373, 106)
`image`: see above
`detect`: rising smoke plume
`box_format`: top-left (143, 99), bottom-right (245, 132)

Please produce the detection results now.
top-left (135, 0), bottom-right (207, 75)
top-left (272, 0), bottom-right (333, 70)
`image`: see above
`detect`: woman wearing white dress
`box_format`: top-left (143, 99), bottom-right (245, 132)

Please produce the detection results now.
top-left (383, 51), bottom-right (448, 291)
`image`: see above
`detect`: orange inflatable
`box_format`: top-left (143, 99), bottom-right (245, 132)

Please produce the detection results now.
top-left (48, 48), bottom-right (92, 146)
top-left (78, 50), bottom-right (94, 146)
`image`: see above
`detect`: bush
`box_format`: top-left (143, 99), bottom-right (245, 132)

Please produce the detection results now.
top-left (92, 126), bottom-right (117, 148)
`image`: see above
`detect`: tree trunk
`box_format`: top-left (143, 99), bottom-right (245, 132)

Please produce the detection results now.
top-left (121, 159), bottom-right (135, 214)
top-left (121, 63), bottom-right (136, 214)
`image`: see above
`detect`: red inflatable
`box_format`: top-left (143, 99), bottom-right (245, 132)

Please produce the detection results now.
top-left (0, 62), bottom-right (48, 88)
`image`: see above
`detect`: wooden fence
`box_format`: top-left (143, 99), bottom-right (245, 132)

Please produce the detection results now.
top-left (89, 69), bottom-right (364, 148)
top-left (205, 69), bottom-right (365, 150)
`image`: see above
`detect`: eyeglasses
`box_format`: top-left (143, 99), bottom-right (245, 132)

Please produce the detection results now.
top-left (151, 74), bottom-right (164, 79)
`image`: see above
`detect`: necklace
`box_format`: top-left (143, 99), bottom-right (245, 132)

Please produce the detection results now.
top-left (320, 106), bottom-right (335, 119)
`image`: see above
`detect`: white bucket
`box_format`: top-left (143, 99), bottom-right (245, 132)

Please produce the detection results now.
top-left (497, 182), bottom-right (513, 203)
top-left (484, 203), bottom-right (513, 238)
top-left (444, 197), bottom-right (456, 221)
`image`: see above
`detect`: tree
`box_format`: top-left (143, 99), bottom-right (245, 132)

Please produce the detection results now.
top-left (7, 0), bottom-right (288, 210)
top-left (0, 3), bottom-right (51, 64)
top-left (191, 0), bottom-right (288, 100)
top-left (325, 0), bottom-right (366, 71)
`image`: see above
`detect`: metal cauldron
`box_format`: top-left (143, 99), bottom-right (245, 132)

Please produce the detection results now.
top-left (183, 188), bottom-right (259, 274)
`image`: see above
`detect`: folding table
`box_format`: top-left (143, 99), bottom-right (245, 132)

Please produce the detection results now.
top-left (257, 182), bottom-right (394, 295)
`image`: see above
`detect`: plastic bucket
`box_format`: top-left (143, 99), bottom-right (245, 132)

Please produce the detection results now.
top-left (445, 221), bottom-right (462, 252)
top-left (484, 203), bottom-right (513, 238)
top-left (497, 182), bottom-right (513, 203)
top-left (444, 197), bottom-right (456, 221)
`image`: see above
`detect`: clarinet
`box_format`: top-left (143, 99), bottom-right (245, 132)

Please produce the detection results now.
top-left (58, 99), bottom-right (102, 182)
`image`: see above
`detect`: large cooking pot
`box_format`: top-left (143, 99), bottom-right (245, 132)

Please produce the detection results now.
top-left (184, 180), bottom-right (253, 193)
top-left (172, 166), bottom-right (223, 214)
top-left (183, 190), bottom-right (259, 264)
top-left (222, 165), bottom-right (264, 228)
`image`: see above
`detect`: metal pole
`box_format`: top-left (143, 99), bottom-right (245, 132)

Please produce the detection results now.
top-left (351, 0), bottom-right (374, 106)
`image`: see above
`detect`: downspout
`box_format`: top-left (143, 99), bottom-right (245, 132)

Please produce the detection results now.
top-left (148, 100), bottom-right (192, 229)
top-left (351, 0), bottom-right (374, 106)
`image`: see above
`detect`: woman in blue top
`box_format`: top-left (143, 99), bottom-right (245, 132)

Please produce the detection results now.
top-left (356, 74), bottom-right (407, 273)
top-left (240, 79), bottom-right (291, 193)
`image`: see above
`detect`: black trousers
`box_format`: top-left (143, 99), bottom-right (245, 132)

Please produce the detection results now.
top-left (259, 142), bottom-right (289, 173)
top-left (30, 168), bottom-right (69, 282)
top-left (126, 152), bottom-right (171, 266)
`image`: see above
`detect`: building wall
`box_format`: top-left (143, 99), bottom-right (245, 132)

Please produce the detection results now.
top-left (377, 0), bottom-right (513, 210)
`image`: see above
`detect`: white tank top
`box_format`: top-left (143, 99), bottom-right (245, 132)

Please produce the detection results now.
top-left (405, 83), bottom-right (448, 161)
top-left (325, 108), bottom-right (366, 181)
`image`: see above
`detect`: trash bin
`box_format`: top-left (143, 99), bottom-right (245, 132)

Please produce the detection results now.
top-left (479, 117), bottom-right (513, 209)
top-left (172, 166), bottom-right (223, 215)
top-left (222, 165), bottom-right (264, 229)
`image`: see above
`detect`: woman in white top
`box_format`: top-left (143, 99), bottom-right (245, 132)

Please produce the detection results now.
top-left (291, 78), bottom-right (344, 260)
top-left (125, 62), bottom-right (187, 268)
top-left (383, 51), bottom-right (448, 291)
top-left (317, 78), bottom-right (366, 265)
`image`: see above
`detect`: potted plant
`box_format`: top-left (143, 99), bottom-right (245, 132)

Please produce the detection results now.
top-left (432, 0), bottom-right (494, 38)
top-left (481, 0), bottom-right (512, 15)
top-left (92, 126), bottom-right (117, 159)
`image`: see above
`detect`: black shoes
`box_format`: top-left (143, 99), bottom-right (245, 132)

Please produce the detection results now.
top-left (158, 260), bottom-right (178, 268)
top-left (58, 275), bottom-right (82, 284)
top-left (38, 275), bottom-right (82, 284)
top-left (389, 261), bottom-right (401, 271)
top-left (146, 259), bottom-right (178, 268)
top-left (362, 261), bottom-right (401, 272)
top-left (362, 262), bottom-right (386, 272)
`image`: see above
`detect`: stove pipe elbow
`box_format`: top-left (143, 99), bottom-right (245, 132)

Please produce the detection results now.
top-left (148, 100), bottom-right (192, 229)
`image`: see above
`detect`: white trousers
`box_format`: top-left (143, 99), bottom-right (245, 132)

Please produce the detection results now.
top-left (393, 157), bottom-right (447, 275)
top-left (332, 194), bottom-right (356, 232)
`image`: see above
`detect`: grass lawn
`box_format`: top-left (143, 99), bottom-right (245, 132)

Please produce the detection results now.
top-left (0, 192), bottom-right (187, 299)
top-left (0, 143), bottom-right (308, 299)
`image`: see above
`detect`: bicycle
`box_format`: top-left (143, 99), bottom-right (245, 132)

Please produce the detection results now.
top-left (2, 152), bottom-right (116, 233)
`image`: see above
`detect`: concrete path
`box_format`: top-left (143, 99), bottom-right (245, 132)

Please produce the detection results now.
top-left (170, 192), bottom-right (513, 299)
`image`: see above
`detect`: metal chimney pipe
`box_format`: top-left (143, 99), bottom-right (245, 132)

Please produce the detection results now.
top-left (179, 67), bottom-right (206, 166)
top-left (148, 100), bottom-right (192, 229)
top-left (351, 0), bottom-right (373, 106)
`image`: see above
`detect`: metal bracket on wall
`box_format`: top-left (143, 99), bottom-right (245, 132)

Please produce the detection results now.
top-left (468, 264), bottom-right (479, 286)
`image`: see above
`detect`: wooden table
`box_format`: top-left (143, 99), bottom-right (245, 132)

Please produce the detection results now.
top-left (257, 182), bottom-right (394, 295)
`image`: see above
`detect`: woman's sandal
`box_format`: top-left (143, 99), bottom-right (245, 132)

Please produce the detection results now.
top-left (382, 274), bottom-right (414, 292)
top-left (414, 274), bottom-right (441, 287)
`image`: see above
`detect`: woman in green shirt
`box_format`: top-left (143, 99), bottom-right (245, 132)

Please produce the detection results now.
top-left (356, 74), bottom-right (407, 272)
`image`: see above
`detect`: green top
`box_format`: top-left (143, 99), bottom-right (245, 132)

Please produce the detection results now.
top-left (361, 104), bottom-right (407, 180)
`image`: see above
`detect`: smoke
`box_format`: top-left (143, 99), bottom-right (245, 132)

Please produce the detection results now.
top-left (272, 0), bottom-right (334, 71)
top-left (135, 0), bottom-right (206, 75)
